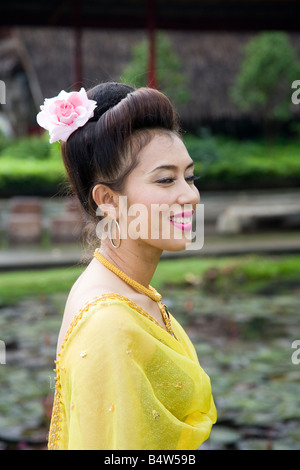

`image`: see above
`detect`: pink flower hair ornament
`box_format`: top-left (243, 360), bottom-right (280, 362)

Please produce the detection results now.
top-left (36, 88), bottom-right (97, 143)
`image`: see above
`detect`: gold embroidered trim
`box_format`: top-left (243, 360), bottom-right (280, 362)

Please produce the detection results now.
top-left (48, 375), bottom-right (62, 450)
top-left (48, 293), bottom-right (177, 450)
top-left (59, 293), bottom-right (176, 360)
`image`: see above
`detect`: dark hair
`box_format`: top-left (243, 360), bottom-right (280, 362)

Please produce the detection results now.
top-left (61, 82), bottom-right (180, 244)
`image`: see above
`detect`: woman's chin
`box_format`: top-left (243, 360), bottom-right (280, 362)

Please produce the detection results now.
top-left (160, 236), bottom-right (194, 252)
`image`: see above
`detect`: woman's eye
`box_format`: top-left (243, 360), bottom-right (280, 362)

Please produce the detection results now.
top-left (156, 178), bottom-right (175, 184)
top-left (156, 175), bottom-right (200, 185)
top-left (186, 175), bottom-right (200, 184)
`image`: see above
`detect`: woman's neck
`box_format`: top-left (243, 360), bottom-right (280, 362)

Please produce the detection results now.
top-left (98, 239), bottom-right (163, 289)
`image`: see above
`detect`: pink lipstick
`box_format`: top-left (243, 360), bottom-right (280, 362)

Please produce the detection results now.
top-left (169, 210), bottom-right (194, 231)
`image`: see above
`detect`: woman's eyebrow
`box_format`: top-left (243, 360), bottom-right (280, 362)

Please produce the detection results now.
top-left (149, 161), bottom-right (194, 174)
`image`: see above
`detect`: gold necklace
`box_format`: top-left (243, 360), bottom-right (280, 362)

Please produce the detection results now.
top-left (93, 249), bottom-right (176, 337)
top-left (93, 249), bottom-right (162, 302)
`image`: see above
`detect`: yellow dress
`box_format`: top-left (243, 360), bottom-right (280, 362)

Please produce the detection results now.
top-left (48, 294), bottom-right (217, 450)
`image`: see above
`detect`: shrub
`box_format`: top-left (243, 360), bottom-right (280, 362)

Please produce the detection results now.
top-left (121, 31), bottom-right (191, 106)
top-left (0, 156), bottom-right (66, 196)
top-left (0, 132), bottom-right (299, 196)
top-left (183, 133), bottom-right (300, 189)
top-left (230, 32), bottom-right (300, 137)
top-left (0, 134), bottom-right (51, 160)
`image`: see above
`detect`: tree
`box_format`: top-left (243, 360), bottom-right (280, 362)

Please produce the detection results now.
top-left (230, 32), bottom-right (300, 137)
top-left (121, 31), bottom-right (191, 106)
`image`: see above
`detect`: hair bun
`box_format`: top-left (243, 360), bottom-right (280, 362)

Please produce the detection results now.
top-left (61, 81), bottom-right (179, 231)
top-left (87, 82), bottom-right (135, 121)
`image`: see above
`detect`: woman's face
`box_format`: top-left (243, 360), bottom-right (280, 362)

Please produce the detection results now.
top-left (119, 131), bottom-right (200, 252)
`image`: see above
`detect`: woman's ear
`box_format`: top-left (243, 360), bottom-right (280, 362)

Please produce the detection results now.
top-left (92, 184), bottom-right (119, 219)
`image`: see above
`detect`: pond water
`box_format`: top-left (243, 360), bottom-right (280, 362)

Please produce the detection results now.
top-left (164, 285), bottom-right (300, 450)
top-left (0, 283), bottom-right (299, 450)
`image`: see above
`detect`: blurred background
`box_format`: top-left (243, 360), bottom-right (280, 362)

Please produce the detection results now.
top-left (0, 0), bottom-right (300, 450)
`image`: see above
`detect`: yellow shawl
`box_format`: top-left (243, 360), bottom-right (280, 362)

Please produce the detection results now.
top-left (48, 294), bottom-right (216, 450)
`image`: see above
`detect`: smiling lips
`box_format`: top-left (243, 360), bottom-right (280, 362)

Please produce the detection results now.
top-left (169, 210), bottom-right (194, 231)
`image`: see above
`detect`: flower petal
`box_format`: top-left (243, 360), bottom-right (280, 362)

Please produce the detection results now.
top-left (59, 111), bottom-right (79, 125)
top-left (36, 88), bottom-right (97, 143)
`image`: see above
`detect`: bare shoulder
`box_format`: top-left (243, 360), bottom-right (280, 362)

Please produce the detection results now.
top-left (56, 258), bottom-right (164, 355)
top-left (56, 259), bottom-right (116, 355)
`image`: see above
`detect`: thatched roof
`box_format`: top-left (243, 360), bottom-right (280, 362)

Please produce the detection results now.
top-left (1, 27), bottom-right (300, 134)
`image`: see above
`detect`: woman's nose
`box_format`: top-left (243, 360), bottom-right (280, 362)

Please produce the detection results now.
top-left (176, 180), bottom-right (200, 206)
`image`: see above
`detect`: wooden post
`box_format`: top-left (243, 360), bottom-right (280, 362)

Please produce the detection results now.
top-left (74, 27), bottom-right (83, 90)
top-left (147, 0), bottom-right (157, 89)
top-left (73, 1), bottom-right (83, 90)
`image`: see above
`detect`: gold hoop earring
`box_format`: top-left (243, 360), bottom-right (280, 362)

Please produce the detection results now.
top-left (109, 219), bottom-right (121, 248)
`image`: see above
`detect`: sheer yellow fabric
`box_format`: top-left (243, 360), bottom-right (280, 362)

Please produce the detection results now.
top-left (48, 294), bottom-right (216, 450)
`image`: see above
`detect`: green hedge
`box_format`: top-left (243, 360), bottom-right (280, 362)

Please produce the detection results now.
top-left (0, 133), bottom-right (67, 196)
top-left (184, 132), bottom-right (300, 189)
top-left (0, 131), bottom-right (299, 196)
top-left (0, 156), bottom-right (66, 196)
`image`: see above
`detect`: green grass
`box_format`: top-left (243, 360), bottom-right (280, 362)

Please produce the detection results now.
top-left (0, 265), bottom-right (84, 306)
top-left (154, 253), bottom-right (300, 295)
top-left (153, 255), bottom-right (239, 286)
top-left (1, 254), bottom-right (300, 306)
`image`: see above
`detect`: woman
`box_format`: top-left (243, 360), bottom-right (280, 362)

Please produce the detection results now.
top-left (37, 82), bottom-right (216, 450)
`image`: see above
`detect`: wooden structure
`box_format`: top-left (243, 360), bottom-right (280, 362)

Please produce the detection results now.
top-left (0, 0), bottom-right (299, 89)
